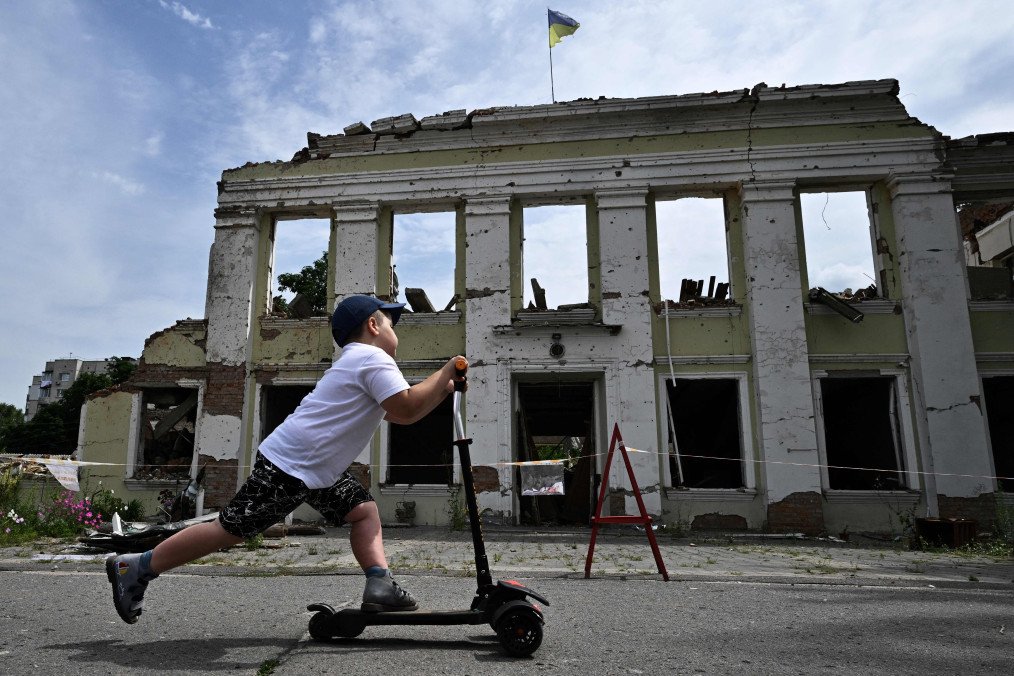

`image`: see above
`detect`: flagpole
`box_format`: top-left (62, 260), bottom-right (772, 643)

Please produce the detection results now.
top-left (548, 9), bottom-right (555, 103)
top-left (549, 42), bottom-right (556, 103)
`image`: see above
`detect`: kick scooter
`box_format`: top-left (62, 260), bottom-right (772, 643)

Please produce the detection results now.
top-left (307, 357), bottom-right (549, 657)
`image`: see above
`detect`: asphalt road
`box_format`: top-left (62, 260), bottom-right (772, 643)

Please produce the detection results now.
top-left (1, 568), bottom-right (1011, 675)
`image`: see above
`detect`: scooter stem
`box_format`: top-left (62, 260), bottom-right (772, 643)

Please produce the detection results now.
top-left (451, 358), bottom-right (494, 591)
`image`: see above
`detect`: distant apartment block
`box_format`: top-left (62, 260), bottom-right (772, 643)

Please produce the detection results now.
top-left (25, 358), bottom-right (131, 421)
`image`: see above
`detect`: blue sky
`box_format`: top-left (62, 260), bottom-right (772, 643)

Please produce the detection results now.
top-left (1, 0), bottom-right (1012, 410)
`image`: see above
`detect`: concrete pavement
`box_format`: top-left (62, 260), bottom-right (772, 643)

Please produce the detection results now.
top-left (2, 525), bottom-right (1011, 589)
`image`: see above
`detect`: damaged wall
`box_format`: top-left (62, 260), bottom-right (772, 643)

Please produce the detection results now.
top-left (78, 79), bottom-right (1014, 533)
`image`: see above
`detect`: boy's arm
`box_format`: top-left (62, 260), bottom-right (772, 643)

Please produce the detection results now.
top-left (381, 356), bottom-right (464, 425)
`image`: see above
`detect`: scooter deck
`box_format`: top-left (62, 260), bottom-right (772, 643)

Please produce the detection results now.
top-left (308, 603), bottom-right (487, 626)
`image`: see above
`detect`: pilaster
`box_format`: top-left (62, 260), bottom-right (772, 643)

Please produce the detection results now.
top-left (887, 174), bottom-right (992, 506)
top-left (739, 181), bottom-right (823, 532)
top-left (596, 188), bottom-right (660, 515)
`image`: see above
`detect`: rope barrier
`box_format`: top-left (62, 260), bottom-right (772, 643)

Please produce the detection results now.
top-left (3, 450), bottom-right (1010, 483)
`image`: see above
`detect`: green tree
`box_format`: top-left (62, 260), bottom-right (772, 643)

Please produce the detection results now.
top-left (4, 405), bottom-right (64, 453)
top-left (105, 356), bottom-right (137, 384)
top-left (0, 403), bottom-right (25, 453)
top-left (276, 250), bottom-right (328, 316)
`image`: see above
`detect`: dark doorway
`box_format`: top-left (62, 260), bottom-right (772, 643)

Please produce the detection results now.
top-left (262, 385), bottom-right (314, 440)
top-left (666, 378), bottom-right (745, 488)
top-left (820, 377), bottom-right (904, 490)
top-left (516, 382), bottom-right (595, 525)
top-left (388, 397), bottom-right (454, 485)
top-left (983, 376), bottom-right (1014, 492)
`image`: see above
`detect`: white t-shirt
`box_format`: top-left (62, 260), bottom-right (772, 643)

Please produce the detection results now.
top-left (259, 343), bottom-right (409, 489)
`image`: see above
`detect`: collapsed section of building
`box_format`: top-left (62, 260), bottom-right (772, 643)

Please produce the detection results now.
top-left (78, 80), bottom-right (1014, 534)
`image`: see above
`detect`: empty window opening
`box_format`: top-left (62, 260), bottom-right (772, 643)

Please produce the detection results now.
top-left (262, 385), bottom-right (314, 441)
top-left (392, 212), bottom-right (456, 312)
top-left (982, 376), bottom-right (1014, 492)
top-left (522, 205), bottom-right (589, 310)
top-left (820, 376), bottom-right (905, 490)
top-left (135, 388), bottom-right (197, 481)
top-left (270, 218), bottom-right (330, 318)
top-left (655, 198), bottom-right (731, 306)
top-left (800, 192), bottom-right (878, 299)
top-left (960, 202), bottom-right (1014, 300)
top-left (666, 378), bottom-right (744, 488)
top-left (388, 397), bottom-right (453, 485)
top-left (516, 382), bottom-right (594, 525)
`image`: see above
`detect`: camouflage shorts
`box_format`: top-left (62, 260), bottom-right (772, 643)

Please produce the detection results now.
top-left (218, 452), bottom-right (373, 539)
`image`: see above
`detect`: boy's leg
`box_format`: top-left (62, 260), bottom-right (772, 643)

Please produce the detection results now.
top-left (308, 474), bottom-right (417, 611)
top-left (105, 521), bottom-right (243, 625)
top-left (150, 519), bottom-right (244, 574)
top-left (107, 452), bottom-right (306, 624)
top-left (344, 500), bottom-right (387, 569)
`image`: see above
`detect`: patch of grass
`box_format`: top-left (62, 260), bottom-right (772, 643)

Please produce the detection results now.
top-left (244, 534), bottom-right (265, 550)
top-left (257, 658), bottom-right (279, 675)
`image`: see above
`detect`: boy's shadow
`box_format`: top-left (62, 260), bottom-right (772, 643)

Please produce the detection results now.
top-left (45, 634), bottom-right (518, 671)
top-left (44, 638), bottom-right (294, 672)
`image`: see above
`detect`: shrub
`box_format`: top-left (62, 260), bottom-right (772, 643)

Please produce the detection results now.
top-left (0, 467), bottom-right (21, 511)
top-left (37, 490), bottom-right (103, 538)
top-left (1, 507), bottom-right (36, 545)
top-left (89, 488), bottom-right (146, 522)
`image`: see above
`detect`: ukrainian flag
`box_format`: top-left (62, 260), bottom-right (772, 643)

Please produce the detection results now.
top-left (548, 9), bottom-right (579, 47)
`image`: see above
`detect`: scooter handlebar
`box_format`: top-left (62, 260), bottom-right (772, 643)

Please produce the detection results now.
top-left (453, 357), bottom-right (468, 393)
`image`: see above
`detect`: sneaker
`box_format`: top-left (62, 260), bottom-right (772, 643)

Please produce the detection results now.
top-left (361, 571), bottom-right (418, 612)
top-left (106, 553), bottom-right (157, 624)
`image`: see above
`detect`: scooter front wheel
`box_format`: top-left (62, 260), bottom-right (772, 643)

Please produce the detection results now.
top-left (495, 607), bottom-right (543, 657)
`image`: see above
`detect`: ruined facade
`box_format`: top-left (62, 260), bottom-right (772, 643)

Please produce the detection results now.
top-left (79, 80), bottom-right (1014, 534)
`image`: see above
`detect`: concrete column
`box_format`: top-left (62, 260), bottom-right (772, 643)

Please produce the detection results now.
top-left (888, 175), bottom-right (992, 516)
top-left (200, 207), bottom-right (262, 507)
top-left (463, 196), bottom-right (514, 517)
top-left (332, 202), bottom-right (381, 301)
top-left (205, 207), bottom-right (260, 367)
top-left (596, 188), bottom-right (661, 516)
top-left (739, 181), bottom-right (823, 533)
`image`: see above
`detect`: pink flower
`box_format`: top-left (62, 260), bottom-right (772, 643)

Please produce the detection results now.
top-left (3, 528), bottom-right (9, 534)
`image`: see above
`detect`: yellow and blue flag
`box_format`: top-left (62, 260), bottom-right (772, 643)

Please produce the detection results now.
top-left (548, 9), bottom-right (579, 47)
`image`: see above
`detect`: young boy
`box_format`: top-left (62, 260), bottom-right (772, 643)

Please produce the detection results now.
top-left (106, 294), bottom-right (466, 624)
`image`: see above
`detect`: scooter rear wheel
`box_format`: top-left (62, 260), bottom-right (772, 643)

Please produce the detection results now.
top-left (308, 611), bottom-right (365, 640)
top-left (495, 607), bottom-right (543, 657)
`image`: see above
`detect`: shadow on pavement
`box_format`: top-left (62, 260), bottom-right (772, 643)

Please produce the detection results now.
top-left (42, 637), bottom-right (294, 672)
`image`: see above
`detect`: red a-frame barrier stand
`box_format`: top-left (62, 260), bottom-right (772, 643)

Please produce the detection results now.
top-left (585, 424), bottom-right (669, 580)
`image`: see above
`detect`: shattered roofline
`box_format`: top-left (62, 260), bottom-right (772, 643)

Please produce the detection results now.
top-left (225, 79), bottom-right (908, 171)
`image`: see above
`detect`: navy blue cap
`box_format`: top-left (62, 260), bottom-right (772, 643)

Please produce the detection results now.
top-left (331, 295), bottom-right (406, 346)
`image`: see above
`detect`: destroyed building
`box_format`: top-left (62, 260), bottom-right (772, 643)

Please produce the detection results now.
top-left (78, 80), bottom-right (1014, 534)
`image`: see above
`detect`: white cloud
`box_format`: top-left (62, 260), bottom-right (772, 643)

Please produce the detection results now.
top-left (91, 170), bottom-right (146, 195)
top-left (159, 1), bottom-right (214, 30)
top-left (144, 131), bottom-right (163, 156)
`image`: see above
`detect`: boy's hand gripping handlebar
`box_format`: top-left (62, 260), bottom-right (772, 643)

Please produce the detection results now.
top-left (452, 357), bottom-right (468, 441)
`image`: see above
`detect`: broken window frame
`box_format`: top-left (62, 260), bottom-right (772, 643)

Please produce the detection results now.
top-left (652, 194), bottom-right (735, 307)
top-left (980, 372), bottom-right (1014, 493)
top-left (811, 369), bottom-right (919, 492)
top-left (385, 206), bottom-right (462, 314)
top-left (126, 382), bottom-right (203, 484)
top-left (516, 198), bottom-right (597, 316)
top-left (378, 378), bottom-right (460, 493)
top-left (658, 372), bottom-right (756, 491)
top-left (263, 213), bottom-right (333, 318)
top-left (797, 187), bottom-right (885, 301)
